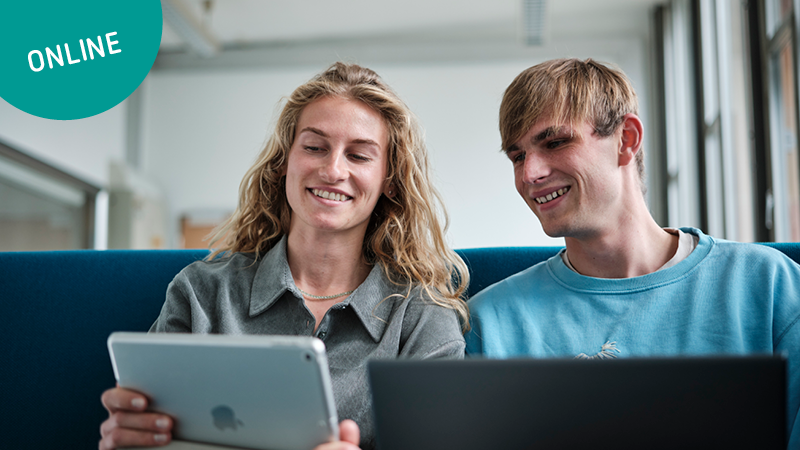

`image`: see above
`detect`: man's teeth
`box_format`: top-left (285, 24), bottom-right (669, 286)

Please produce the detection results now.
top-left (535, 187), bottom-right (570, 204)
top-left (312, 189), bottom-right (350, 202)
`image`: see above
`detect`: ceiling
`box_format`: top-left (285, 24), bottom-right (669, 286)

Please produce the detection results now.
top-left (156, 0), bottom-right (665, 70)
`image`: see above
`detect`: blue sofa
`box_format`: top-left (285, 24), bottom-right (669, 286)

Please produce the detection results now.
top-left (2, 243), bottom-right (799, 449)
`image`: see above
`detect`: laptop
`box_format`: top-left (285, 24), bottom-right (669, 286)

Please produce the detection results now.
top-left (368, 355), bottom-right (786, 450)
top-left (108, 332), bottom-right (339, 450)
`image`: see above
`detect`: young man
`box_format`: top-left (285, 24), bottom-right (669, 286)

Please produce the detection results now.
top-left (465, 58), bottom-right (800, 447)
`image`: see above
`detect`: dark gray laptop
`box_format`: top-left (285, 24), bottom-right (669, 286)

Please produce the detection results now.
top-left (368, 355), bottom-right (786, 450)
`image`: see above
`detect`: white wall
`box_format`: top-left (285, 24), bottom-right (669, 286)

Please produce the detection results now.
top-left (142, 39), bottom-right (650, 249)
top-left (0, 97), bottom-right (126, 188)
top-left (0, 44), bottom-right (647, 248)
top-left (0, 36), bottom-right (650, 251)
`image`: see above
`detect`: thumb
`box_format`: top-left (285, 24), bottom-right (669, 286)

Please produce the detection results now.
top-left (338, 419), bottom-right (360, 445)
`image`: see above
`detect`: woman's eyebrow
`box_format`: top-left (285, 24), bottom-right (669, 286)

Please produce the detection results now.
top-left (299, 127), bottom-right (380, 147)
top-left (351, 138), bottom-right (380, 147)
top-left (299, 126), bottom-right (328, 137)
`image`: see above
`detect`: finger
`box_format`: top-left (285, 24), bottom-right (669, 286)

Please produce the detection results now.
top-left (98, 426), bottom-right (171, 450)
top-left (338, 419), bottom-right (360, 445)
top-left (101, 411), bottom-right (173, 436)
top-left (101, 387), bottom-right (148, 413)
top-left (312, 442), bottom-right (361, 450)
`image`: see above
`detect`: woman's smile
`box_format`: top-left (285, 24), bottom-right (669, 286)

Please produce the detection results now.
top-left (310, 188), bottom-right (353, 202)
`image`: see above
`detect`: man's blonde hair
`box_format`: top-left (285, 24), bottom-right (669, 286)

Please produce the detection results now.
top-left (499, 58), bottom-right (644, 190)
top-left (209, 62), bottom-right (469, 328)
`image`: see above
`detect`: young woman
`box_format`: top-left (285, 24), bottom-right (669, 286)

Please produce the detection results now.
top-left (99, 62), bottom-right (469, 450)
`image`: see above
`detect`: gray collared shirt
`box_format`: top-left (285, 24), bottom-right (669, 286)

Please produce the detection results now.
top-left (150, 236), bottom-right (465, 449)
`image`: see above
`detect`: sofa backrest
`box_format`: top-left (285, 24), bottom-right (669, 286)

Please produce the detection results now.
top-left (1, 243), bottom-right (798, 449)
top-left (2, 250), bottom-right (207, 449)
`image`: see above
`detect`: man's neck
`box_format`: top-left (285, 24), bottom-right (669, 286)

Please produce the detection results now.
top-left (563, 216), bottom-right (678, 279)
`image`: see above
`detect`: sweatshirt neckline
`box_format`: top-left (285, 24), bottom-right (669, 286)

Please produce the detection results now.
top-left (546, 227), bottom-right (713, 294)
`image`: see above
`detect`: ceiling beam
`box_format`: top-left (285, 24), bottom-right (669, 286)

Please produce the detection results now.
top-left (162, 0), bottom-right (221, 58)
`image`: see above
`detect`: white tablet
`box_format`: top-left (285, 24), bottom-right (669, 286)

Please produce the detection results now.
top-left (107, 332), bottom-right (339, 450)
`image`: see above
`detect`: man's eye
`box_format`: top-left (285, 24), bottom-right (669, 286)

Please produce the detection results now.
top-left (512, 152), bottom-right (525, 164)
top-left (546, 139), bottom-right (565, 149)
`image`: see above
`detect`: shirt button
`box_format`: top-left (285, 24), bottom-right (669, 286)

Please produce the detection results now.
top-left (318, 331), bottom-right (327, 339)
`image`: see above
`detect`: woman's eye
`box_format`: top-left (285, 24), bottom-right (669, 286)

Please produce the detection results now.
top-left (305, 146), bottom-right (324, 152)
top-left (349, 153), bottom-right (370, 162)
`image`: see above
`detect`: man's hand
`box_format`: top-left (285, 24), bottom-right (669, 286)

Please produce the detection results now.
top-left (99, 386), bottom-right (173, 450)
top-left (313, 419), bottom-right (361, 450)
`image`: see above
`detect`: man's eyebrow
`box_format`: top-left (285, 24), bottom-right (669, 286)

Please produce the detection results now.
top-left (504, 126), bottom-right (566, 154)
top-left (533, 126), bottom-right (563, 143)
top-left (299, 127), bottom-right (380, 147)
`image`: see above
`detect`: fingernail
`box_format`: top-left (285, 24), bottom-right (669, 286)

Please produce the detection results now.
top-left (154, 433), bottom-right (168, 443)
top-left (131, 398), bottom-right (145, 409)
top-left (156, 418), bottom-right (170, 429)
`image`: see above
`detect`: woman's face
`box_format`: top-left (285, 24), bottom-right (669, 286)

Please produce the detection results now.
top-left (284, 96), bottom-right (390, 240)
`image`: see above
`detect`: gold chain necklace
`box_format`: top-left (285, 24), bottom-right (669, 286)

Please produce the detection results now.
top-left (297, 287), bottom-right (355, 300)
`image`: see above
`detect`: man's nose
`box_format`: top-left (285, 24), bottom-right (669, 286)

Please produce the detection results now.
top-left (521, 152), bottom-right (548, 184)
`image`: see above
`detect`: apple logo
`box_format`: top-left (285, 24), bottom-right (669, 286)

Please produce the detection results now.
top-left (211, 405), bottom-right (244, 431)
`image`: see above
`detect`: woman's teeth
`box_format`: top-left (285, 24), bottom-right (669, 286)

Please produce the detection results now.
top-left (535, 187), bottom-right (569, 204)
top-left (312, 189), bottom-right (350, 202)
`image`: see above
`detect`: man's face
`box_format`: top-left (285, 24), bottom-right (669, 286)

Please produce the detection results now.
top-left (505, 118), bottom-right (624, 240)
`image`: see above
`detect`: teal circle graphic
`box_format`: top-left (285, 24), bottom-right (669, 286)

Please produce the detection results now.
top-left (0, 1), bottom-right (162, 120)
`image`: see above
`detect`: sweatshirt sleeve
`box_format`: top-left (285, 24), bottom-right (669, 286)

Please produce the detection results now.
top-left (771, 254), bottom-right (800, 449)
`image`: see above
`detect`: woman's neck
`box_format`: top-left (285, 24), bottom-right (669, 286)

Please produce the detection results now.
top-left (286, 229), bottom-right (372, 299)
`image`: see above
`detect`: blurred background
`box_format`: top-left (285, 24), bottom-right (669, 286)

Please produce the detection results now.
top-left (1, 0), bottom-right (798, 251)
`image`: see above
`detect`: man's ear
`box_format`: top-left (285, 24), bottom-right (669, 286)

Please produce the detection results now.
top-left (618, 114), bottom-right (643, 167)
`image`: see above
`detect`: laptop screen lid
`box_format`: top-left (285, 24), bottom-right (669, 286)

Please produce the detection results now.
top-left (108, 332), bottom-right (339, 450)
top-left (368, 355), bottom-right (786, 450)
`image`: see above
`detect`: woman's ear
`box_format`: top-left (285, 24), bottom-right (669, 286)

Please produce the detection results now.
top-left (618, 114), bottom-right (643, 167)
top-left (384, 183), bottom-right (396, 198)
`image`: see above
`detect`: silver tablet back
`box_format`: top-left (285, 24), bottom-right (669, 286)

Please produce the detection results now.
top-left (108, 332), bottom-right (339, 450)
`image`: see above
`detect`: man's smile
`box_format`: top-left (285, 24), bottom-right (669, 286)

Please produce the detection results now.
top-left (534, 186), bottom-right (570, 204)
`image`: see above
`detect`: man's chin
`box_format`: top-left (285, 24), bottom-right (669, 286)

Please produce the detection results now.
top-left (539, 223), bottom-right (568, 239)
top-left (530, 211), bottom-right (565, 238)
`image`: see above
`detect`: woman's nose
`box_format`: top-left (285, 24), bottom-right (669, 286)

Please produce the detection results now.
top-left (319, 152), bottom-right (346, 182)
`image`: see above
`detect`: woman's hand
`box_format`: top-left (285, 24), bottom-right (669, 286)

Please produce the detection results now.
top-left (100, 389), bottom-right (358, 450)
top-left (99, 386), bottom-right (173, 450)
top-left (314, 419), bottom-right (361, 450)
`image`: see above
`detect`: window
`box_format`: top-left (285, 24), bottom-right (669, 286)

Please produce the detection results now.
top-left (0, 140), bottom-right (100, 251)
top-left (765, 0), bottom-right (800, 241)
top-left (662, 0), bottom-right (702, 230)
top-left (658, 0), bottom-right (800, 243)
top-left (697, 0), bottom-right (756, 241)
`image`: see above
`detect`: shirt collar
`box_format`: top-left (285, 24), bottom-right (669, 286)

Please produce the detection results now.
top-left (249, 235), bottom-right (294, 317)
top-left (248, 235), bottom-right (399, 342)
top-left (342, 263), bottom-right (397, 342)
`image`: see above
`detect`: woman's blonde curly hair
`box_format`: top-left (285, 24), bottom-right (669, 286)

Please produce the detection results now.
top-left (209, 62), bottom-right (470, 328)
